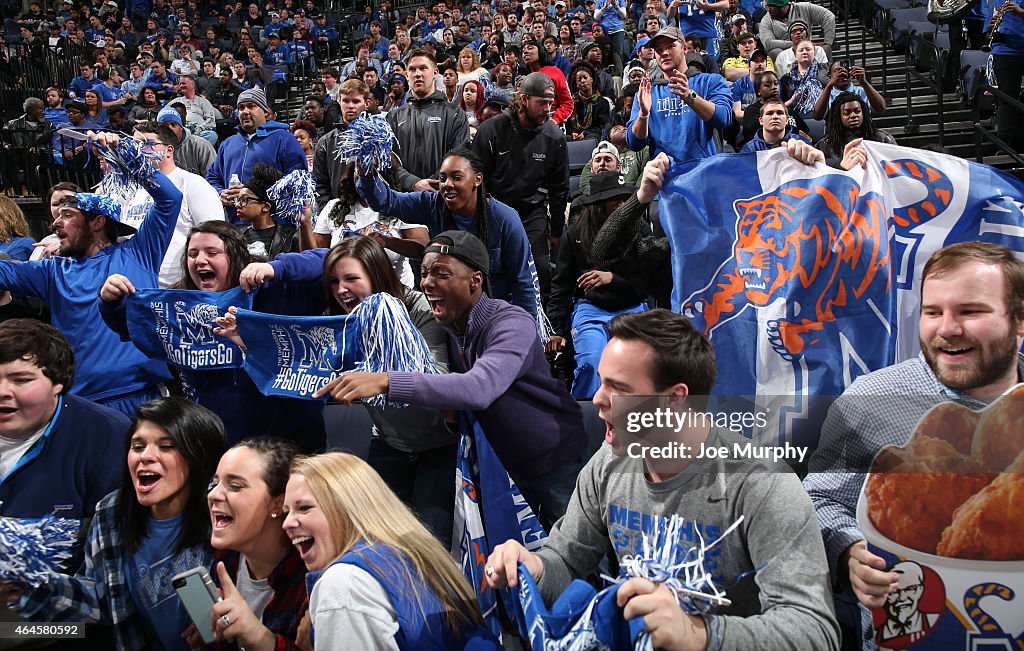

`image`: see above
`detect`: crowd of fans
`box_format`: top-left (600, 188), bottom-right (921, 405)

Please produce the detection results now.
top-left (0, 0), bottom-right (1021, 649)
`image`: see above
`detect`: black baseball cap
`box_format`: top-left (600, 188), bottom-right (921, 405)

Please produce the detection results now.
top-left (424, 231), bottom-right (491, 279)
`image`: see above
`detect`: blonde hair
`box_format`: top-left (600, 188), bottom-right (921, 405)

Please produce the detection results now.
top-left (291, 453), bottom-right (483, 635)
top-left (457, 47), bottom-right (481, 73)
top-left (0, 197), bottom-right (31, 242)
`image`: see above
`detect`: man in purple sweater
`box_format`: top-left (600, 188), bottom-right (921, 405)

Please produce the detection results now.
top-left (317, 231), bottom-right (589, 527)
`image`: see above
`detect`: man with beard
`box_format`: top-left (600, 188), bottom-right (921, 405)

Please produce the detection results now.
top-left (472, 72), bottom-right (568, 298)
top-left (0, 131), bottom-right (182, 416)
top-left (804, 241), bottom-right (1024, 649)
top-left (205, 88), bottom-right (307, 223)
top-left (44, 86), bottom-right (68, 124)
top-left (386, 49), bottom-right (470, 192)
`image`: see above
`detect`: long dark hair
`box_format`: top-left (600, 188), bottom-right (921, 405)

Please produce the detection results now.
top-left (572, 202), bottom-right (608, 258)
top-left (326, 154), bottom-right (403, 229)
top-left (175, 221), bottom-right (252, 290)
top-left (439, 147), bottom-right (490, 249)
top-left (117, 397), bottom-right (227, 554)
top-left (322, 236), bottom-right (406, 315)
top-left (821, 91), bottom-right (878, 155)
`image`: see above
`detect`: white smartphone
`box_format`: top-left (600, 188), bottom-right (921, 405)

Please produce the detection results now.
top-left (172, 566), bottom-right (222, 645)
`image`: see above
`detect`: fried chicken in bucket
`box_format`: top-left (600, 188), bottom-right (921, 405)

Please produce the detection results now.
top-left (863, 395), bottom-right (1024, 560)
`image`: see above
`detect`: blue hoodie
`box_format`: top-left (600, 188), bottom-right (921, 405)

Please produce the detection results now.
top-left (356, 174), bottom-right (540, 320)
top-left (0, 171), bottom-right (180, 401)
top-left (739, 128), bottom-right (810, 152)
top-left (205, 120), bottom-right (309, 223)
top-left (626, 73), bottom-right (733, 163)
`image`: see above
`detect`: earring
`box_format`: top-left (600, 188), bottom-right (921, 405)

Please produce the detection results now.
top-left (270, 512), bottom-right (279, 518)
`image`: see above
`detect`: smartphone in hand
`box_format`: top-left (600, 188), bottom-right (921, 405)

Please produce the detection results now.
top-left (172, 567), bottom-right (222, 644)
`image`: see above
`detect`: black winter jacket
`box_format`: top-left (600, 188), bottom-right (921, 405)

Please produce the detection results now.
top-left (471, 109), bottom-right (570, 237)
top-left (386, 91), bottom-right (470, 191)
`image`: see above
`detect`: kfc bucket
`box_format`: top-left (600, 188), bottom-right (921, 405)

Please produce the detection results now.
top-left (855, 385), bottom-right (1024, 650)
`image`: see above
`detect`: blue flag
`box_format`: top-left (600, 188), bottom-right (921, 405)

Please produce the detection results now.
top-left (125, 287), bottom-right (252, 369)
top-left (235, 293), bottom-right (439, 401)
top-left (511, 563), bottom-right (646, 651)
top-left (454, 413), bottom-right (547, 640)
top-left (661, 143), bottom-right (1024, 444)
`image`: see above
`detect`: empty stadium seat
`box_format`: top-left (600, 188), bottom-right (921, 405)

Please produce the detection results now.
top-left (804, 118), bottom-right (826, 143)
top-left (960, 49), bottom-right (991, 103)
top-left (567, 137), bottom-right (598, 175)
top-left (889, 6), bottom-right (930, 49)
top-left (569, 175), bottom-right (581, 197)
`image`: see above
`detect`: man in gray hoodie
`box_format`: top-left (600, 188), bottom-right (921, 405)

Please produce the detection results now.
top-left (485, 308), bottom-right (840, 651)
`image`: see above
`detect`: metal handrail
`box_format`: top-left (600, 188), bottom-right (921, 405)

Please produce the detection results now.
top-left (903, 32), bottom-right (946, 146)
top-left (874, 6), bottom-right (895, 97)
top-left (972, 82), bottom-right (1024, 165)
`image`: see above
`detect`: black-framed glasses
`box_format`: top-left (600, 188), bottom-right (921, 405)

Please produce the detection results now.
top-left (232, 195), bottom-right (265, 208)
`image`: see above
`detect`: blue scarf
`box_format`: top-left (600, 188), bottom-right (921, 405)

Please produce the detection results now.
top-left (236, 293), bottom-right (438, 402)
top-left (125, 287), bottom-right (252, 369)
top-left (789, 60), bottom-right (822, 116)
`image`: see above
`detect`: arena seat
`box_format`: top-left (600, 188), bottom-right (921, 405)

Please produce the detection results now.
top-left (567, 137), bottom-right (598, 175)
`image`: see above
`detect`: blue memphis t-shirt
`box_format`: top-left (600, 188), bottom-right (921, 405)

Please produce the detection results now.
top-left (125, 514), bottom-right (210, 651)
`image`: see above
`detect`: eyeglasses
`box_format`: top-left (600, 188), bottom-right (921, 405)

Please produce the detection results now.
top-left (135, 138), bottom-right (165, 152)
top-left (232, 195), bottom-right (265, 208)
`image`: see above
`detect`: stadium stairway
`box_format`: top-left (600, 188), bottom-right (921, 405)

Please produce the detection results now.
top-left (826, 0), bottom-right (1024, 177)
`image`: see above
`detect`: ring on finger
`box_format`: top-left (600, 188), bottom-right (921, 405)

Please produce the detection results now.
top-left (485, 565), bottom-right (495, 578)
top-left (221, 614), bottom-right (231, 627)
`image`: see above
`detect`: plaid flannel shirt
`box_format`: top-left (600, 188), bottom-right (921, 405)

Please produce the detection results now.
top-left (17, 492), bottom-right (149, 651)
top-left (208, 547), bottom-right (309, 651)
top-left (803, 352), bottom-right (1024, 574)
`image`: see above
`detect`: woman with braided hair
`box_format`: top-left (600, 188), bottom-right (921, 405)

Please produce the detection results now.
top-left (355, 146), bottom-right (542, 321)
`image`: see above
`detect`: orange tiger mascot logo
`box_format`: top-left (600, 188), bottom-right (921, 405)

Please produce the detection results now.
top-left (681, 160), bottom-right (954, 361)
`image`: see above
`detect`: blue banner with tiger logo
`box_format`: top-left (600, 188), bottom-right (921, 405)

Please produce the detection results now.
top-left (234, 309), bottom-right (362, 399)
top-left (125, 287), bottom-right (252, 370)
top-left (234, 293), bottom-right (441, 401)
top-left (661, 142), bottom-right (1024, 447)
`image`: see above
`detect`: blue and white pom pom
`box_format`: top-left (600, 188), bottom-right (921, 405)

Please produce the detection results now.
top-left (73, 192), bottom-right (122, 222)
top-left (0, 515), bottom-right (80, 588)
top-left (616, 514), bottom-right (745, 614)
top-left (336, 113), bottom-right (397, 174)
top-left (267, 169), bottom-right (317, 227)
top-left (97, 136), bottom-right (161, 198)
top-left (353, 292), bottom-right (440, 407)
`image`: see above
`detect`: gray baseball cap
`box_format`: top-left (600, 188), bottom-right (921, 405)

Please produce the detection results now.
top-left (518, 71), bottom-right (555, 99)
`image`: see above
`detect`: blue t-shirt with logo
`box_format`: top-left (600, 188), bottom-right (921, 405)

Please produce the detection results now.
top-left (732, 75), bottom-right (756, 108)
top-left (125, 514), bottom-right (211, 651)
